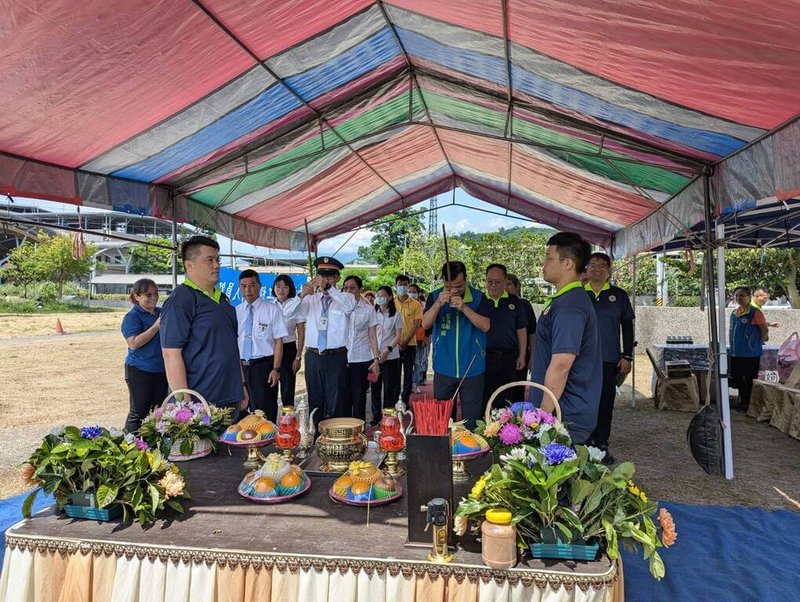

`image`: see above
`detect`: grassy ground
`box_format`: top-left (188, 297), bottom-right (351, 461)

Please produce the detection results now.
top-left (0, 315), bottom-right (798, 510)
top-left (0, 298), bottom-right (118, 314)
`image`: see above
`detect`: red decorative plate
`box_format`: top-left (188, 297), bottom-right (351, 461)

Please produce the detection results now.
top-left (451, 445), bottom-right (489, 461)
top-left (219, 433), bottom-right (275, 447)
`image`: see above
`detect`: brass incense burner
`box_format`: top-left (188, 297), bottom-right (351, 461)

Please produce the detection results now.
top-left (316, 418), bottom-right (367, 472)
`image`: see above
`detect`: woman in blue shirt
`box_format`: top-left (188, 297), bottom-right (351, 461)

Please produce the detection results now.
top-left (729, 286), bottom-right (768, 412)
top-left (121, 278), bottom-right (168, 432)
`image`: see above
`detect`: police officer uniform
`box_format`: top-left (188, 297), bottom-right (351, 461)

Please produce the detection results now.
top-left (483, 291), bottom-right (527, 407)
top-left (299, 257), bottom-right (357, 424)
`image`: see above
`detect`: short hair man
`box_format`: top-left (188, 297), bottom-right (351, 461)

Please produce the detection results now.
top-left (484, 263), bottom-right (528, 407)
top-left (529, 232), bottom-right (601, 444)
top-left (298, 256), bottom-right (357, 424)
top-left (394, 274), bottom-right (422, 404)
top-left (160, 236), bottom-right (248, 412)
top-left (237, 269), bottom-right (288, 420)
top-left (343, 274), bottom-right (380, 421)
top-left (422, 261), bottom-right (492, 429)
top-left (752, 287), bottom-right (780, 328)
top-left (505, 273), bottom-right (537, 391)
top-left (409, 283), bottom-right (430, 392)
top-left (584, 252), bottom-right (634, 463)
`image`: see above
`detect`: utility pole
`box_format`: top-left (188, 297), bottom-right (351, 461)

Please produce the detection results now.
top-left (428, 196), bottom-right (438, 235)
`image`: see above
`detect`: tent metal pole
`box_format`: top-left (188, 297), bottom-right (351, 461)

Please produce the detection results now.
top-left (631, 254), bottom-right (637, 408)
top-left (171, 196), bottom-right (178, 290)
top-left (716, 221), bottom-right (734, 479)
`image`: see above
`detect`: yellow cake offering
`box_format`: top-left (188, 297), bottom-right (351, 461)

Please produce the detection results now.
top-left (451, 423), bottom-right (489, 455)
top-left (222, 410), bottom-right (276, 443)
top-left (332, 461), bottom-right (398, 502)
top-left (239, 453), bottom-right (308, 500)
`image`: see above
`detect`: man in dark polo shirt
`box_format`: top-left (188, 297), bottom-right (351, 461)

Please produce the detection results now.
top-left (529, 232), bottom-right (601, 444)
top-left (483, 263), bottom-right (527, 407)
top-left (160, 236), bottom-right (248, 413)
top-left (584, 252), bottom-right (634, 464)
top-left (505, 273), bottom-right (537, 382)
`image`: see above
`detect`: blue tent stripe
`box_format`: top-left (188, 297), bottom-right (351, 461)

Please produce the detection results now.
top-left (396, 27), bottom-right (746, 157)
top-left (113, 29), bottom-right (400, 182)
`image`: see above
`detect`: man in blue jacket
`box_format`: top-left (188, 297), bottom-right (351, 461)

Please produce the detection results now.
top-left (422, 261), bottom-right (492, 429)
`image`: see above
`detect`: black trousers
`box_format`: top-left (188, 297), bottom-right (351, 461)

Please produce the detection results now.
top-left (483, 349), bottom-right (519, 410)
top-left (400, 345), bottom-right (417, 402)
top-left (124, 365), bottom-right (168, 433)
top-left (433, 372), bottom-right (484, 430)
top-left (347, 360), bottom-right (372, 421)
top-left (370, 357), bottom-right (401, 425)
top-left (305, 350), bottom-right (349, 425)
top-left (589, 361), bottom-right (619, 448)
top-left (730, 356), bottom-right (760, 409)
top-left (244, 356), bottom-right (279, 421)
top-left (278, 341), bottom-right (298, 406)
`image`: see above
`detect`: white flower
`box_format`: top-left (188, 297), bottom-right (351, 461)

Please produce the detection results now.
top-left (554, 422), bottom-right (570, 438)
top-left (586, 446), bottom-right (607, 463)
top-left (109, 427), bottom-right (124, 439)
top-left (500, 446), bottom-right (530, 463)
top-left (123, 432), bottom-right (136, 444)
top-left (50, 425), bottom-right (65, 437)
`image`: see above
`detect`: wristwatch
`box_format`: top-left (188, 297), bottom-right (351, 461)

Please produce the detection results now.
top-left (387, 345), bottom-right (394, 352)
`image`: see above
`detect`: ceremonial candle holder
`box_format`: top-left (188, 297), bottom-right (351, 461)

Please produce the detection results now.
top-left (378, 409), bottom-right (405, 477)
top-left (276, 406), bottom-right (300, 463)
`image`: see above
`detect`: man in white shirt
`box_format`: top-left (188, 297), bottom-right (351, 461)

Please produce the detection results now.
top-left (237, 269), bottom-right (289, 420)
top-left (343, 275), bottom-right (380, 421)
top-left (299, 257), bottom-right (357, 424)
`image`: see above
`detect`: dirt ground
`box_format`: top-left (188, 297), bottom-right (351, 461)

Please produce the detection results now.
top-left (0, 310), bottom-right (126, 339)
top-left (1, 314), bottom-right (798, 511)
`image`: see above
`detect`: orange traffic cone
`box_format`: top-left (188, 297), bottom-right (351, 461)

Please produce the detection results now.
top-left (54, 318), bottom-right (65, 335)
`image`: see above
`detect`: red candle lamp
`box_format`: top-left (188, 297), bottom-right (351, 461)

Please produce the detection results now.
top-left (379, 409), bottom-right (404, 476)
top-left (276, 406), bottom-right (300, 462)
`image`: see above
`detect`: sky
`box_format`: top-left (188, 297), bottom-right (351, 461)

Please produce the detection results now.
top-left (2, 189), bottom-right (542, 262)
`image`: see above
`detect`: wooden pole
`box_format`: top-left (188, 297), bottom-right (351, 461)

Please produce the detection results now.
top-left (303, 218), bottom-right (314, 277)
top-left (442, 224), bottom-right (452, 284)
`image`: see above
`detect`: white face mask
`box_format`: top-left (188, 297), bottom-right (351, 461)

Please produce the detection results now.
top-left (408, 292), bottom-right (418, 300)
top-left (376, 296), bottom-right (388, 306)
top-left (396, 285), bottom-right (408, 296)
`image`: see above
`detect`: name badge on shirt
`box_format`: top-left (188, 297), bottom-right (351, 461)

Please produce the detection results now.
top-left (258, 322), bottom-right (269, 333)
top-left (318, 316), bottom-right (328, 331)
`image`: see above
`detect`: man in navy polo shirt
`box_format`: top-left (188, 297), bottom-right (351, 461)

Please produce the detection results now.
top-left (160, 236), bottom-right (248, 412)
top-left (584, 252), bottom-right (634, 464)
top-left (530, 232), bottom-right (601, 444)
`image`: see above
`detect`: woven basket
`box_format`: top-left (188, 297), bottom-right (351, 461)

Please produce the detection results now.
top-left (161, 389), bottom-right (214, 462)
top-left (484, 381), bottom-right (563, 424)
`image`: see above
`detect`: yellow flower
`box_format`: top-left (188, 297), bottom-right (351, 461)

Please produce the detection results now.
top-left (483, 421), bottom-right (501, 437)
top-left (627, 480), bottom-right (648, 503)
top-left (470, 475), bottom-right (488, 500)
top-left (158, 472), bottom-right (186, 499)
top-left (659, 508), bottom-right (677, 547)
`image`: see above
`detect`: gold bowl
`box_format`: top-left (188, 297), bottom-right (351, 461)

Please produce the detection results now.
top-left (317, 418), bottom-right (367, 471)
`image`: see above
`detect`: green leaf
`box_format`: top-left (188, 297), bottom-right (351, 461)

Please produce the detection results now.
top-left (21, 489), bottom-right (39, 518)
top-left (649, 551), bottom-right (665, 580)
top-left (96, 484), bottom-right (118, 508)
top-left (149, 484), bottom-right (161, 513)
top-left (180, 438), bottom-right (192, 455)
top-left (64, 426), bottom-right (82, 440)
top-left (166, 500), bottom-right (185, 514)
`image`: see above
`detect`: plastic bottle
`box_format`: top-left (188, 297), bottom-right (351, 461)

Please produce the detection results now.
top-left (481, 508), bottom-right (517, 569)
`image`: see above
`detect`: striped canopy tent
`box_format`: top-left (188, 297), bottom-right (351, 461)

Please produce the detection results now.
top-left (1, 0), bottom-right (799, 255)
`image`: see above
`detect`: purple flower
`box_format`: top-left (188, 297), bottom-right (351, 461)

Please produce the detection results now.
top-left (498, 423), bottom-right (523, 445)
top-left (499, 408), bottom-right (513, 424)
top-left (80, 426), bottom-right (103, 440)
top-left (155, 420), bottom-right (169, 434)
top-left (521, 410), bottom-right (538, 427)
top-left (174, 408), bottom-right (193, 424)
top-left (541, 443), bottom-right (577, 465)
top-left (533, 408), bottom-right (556, 425)
top-left (153, 408), bottom-right (163, 419)
top-left (200, 414), bottom-right (211, 425)
top-left (520, 426), bottom-right (534, 440)
top-left (134, 437), bottom-right (149, 450)
top-left (510, 401), bottom-right (535, 415)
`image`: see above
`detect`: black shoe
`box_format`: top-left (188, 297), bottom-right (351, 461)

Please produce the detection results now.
top-left (598, 447), bottom-right (615, 465)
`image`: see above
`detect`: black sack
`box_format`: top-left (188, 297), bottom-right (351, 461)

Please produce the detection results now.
top-left (686, 404), bottom-right (723, 475)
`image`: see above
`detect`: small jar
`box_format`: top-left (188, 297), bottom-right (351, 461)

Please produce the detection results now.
top-left (481, 508), bottom-right (517, 569)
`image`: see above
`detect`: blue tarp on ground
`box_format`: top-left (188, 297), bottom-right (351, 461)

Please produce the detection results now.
top-left (621, 501), bottom-right (800, 601)
top-left (0, 489), bottom-right (53, 566)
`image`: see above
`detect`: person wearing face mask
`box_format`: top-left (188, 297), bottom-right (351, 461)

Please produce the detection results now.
top-left (422, 261), bottom-right (492, 429)
top-left (343, 275), bottom-right (381, 421)
top-left (298, 257), bottom-right (357, 425)
top-left (409, 283), bottom-right (430, 393)
top-left (394, 274), bottom-right (423, 405)
top-left (371, 285), bottom-right (403, 425)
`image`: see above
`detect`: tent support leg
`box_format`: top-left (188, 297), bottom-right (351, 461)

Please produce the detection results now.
top-left (171, 196), bottom-right (178, 290)
top-left (631, 255), bottom-right (637, 408)
top-left (716, 221), bottom-right (734, 480)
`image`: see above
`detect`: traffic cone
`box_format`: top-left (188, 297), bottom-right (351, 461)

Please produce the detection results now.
top-left (54, 318), bottom-right (65, 335)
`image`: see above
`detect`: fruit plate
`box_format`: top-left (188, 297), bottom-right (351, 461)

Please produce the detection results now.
top-left (328, 483), bottom-right (403, 507)
top-left (219, 433), bottom-right (275, 447)
top-left (451, 445), bottom-right (489, 461)
top-left (238, 475), bottom-right (312, 504)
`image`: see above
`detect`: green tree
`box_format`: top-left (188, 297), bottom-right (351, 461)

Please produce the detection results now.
top-left (2, 240), bottom-right (38, 297)
top-left (130, 238), bottom-right (179, 274)
top-left (31, 233), bottom-right (96, 298)
top-left (357, 209), bottom-right (424, 266)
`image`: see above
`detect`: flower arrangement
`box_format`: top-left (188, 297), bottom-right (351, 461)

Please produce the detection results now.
top-left (138, 400), bottom-right (232, 458)
top-left (455, 432), bottom-right (676, 579)
top-left (21, 426), bottom-right (189, 524)
top-left (477, 402), bottom-right (570, 458)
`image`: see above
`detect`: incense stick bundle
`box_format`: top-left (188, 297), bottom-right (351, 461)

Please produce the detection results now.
top-left (411, 397), bottom-right (453, 435)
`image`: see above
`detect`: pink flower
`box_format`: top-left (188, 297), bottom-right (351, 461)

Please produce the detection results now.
top-left (498, 423), bottom-right (523, 445)
top-left (533, 408), bottom-right (556, 425)
top-left (153, 408), bottom-right (163, 419)
top-left (521, 410), bottom-right (538, 427)
top-left (174, 408), bottom-right (193, 424)
top-left (499, 408), bottom-right (513, 424)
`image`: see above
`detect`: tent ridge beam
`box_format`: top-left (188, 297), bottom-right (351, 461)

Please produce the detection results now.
top-left (191, 0), bottom-right (406, 205)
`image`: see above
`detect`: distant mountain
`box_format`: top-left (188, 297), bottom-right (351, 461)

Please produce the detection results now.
top-left (455, 225), bottom-right (555, 242)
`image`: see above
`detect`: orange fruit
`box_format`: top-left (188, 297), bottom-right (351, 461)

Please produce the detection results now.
top-left (350, 481), bottom-right (370, 495)
top-left (280, 472), bottom-right (301, 488)
top-left (236, 429), bottom-right (259, 442)
top-left (460, 434), bottom-right (477, 448)
top-left (254, 477), bottom-right (275, 493)
top-left (257, 422), bottom-right (274, 435)
top-left (226, 425), bottom-right (241, 434)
